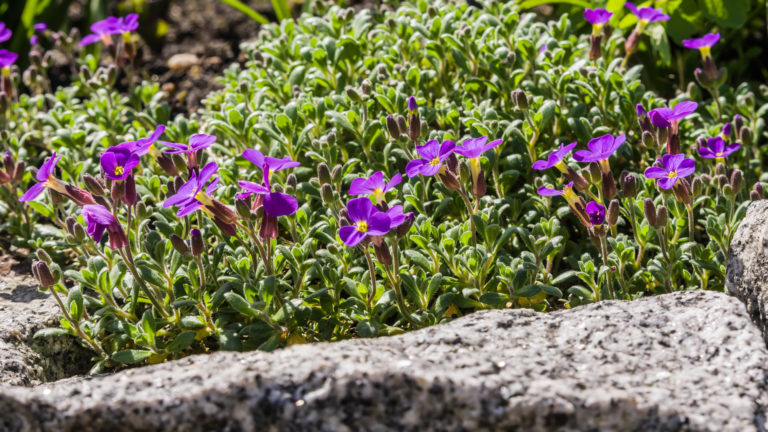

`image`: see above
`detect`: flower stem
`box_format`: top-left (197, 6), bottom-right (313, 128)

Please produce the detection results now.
top-left (362, 246), bottom-right (377, 312)
top-left (598, 234), bottom-right (615, 300)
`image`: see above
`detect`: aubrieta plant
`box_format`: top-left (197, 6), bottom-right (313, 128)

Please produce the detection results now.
top-left (0, 0), bottom-right (763, 370)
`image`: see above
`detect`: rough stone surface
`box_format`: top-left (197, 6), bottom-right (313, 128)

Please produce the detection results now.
top-left (0, 269), bottom-right (90, 386)
top-left (727, 200), bottom-right (768, 343)
top-left (0, 290), bottom-right (765, 431)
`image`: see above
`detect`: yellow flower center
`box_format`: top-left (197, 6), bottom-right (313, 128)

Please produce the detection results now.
top-left (194, 191), bottom-right (213, 206)
top-left (429, 157), bottom-right (440, 165)
top-left (699, 46), bottom-right (711, 60)
top-left (716, 152), bottom-right (723, 157)
top-left (114, 166), bottom-right (124, 176)
top-left (356, 220), bottom-right (368, 233)
top-left (373, 188), bottom-right (385, 204)
top-left (591, 24), bottom-right (603, 37)
top-left (667, 171), bottom-right (677, 178)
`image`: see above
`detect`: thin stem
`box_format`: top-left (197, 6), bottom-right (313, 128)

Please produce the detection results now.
top-left (598, 234), bottom-right (615, 300)
top-left (363, 246), bottom-right (377, 311)
top-left (49, 285), bottom-right (107, 357)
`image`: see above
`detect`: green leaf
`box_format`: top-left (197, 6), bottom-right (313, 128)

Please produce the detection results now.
top-left (34, 327), bottom-right (70, 338)
top-left (700, 0), bottom-right (749, 28)
top-left (165, 331), bottom-right (196, 353)
top-left (224, 292), bottom-right (261, 318)
top-left (270, 0), bottom-right (291, 21)
top-left (111, 349), bottom-right (154, 364)
top-left (217, 0), bottom-right (269, 24)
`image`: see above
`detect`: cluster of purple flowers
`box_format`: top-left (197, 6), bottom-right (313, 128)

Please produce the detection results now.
top-left (81, 14), bottom-right (139, 46)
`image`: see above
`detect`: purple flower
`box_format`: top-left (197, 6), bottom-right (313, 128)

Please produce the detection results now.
top-left (584, 8), bottom-right (612, 25)
top-left (100, 147), bottom-right (139, 181)
top-left (112, 125), bottom-right (166, 156)
top-left (624, 3), bottom-right (669, 23)
top-left (237, 167), bottom-right (299, 218)
top-left (454, 136), bottom-right (503, 160)
top-left (405, 139), bottom-right (455, 177)
top-left (532, 142), bottom-right (577, 171)
top-left (348, 171), bottom-right (401, 204)
top-left (649, 101), bottom-right (698, 128)
top-left (19, 152), bottom-right (62, 201)
top-left (644, 154), bottom-right (695, 189)
top-left (682, 33), bottom-right (720, 52)
top-left (721, 122), bottom-right (731, 137)
top-left (80, 14), bottom-right (139, 46)
top-left (162, 134), bottom-right (216, 155)
top-left (0, 22), bottom-right (11, 43)
top-left (585, 201), bottom-right (606, 226)
top-left (81, 204), bottom-right (128, 249)
top-left (0, 50), bottom-right (18, 69)
top-left (698, 137), bottom-right (740, 160)
top-left (163, 162), bottom-right (220, 217)
top-left (30, 35), bottom-right (38, 45)
top-left (537, 181), bottom-right (575, 197)
top-left (338, 197), bottom-right (391, 247)
top-left (573, 134), bottom-right (626, 163)
top-left (242, 149), bottom-right (301, 175)
top-left (636, 104), bottom-right (647, 117)
top-left (407, 96), bottom-right (418, 112)
top-left (384, 205), bottom-right (411, 230)
top-left (33, 23), bottom-right (48, 33)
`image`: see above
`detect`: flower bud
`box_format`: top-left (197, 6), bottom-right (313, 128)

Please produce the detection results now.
top-left (12, 161), bottom-right (25, 182)
top-left (692, 177), bottom-right (702, 196)
top-left (396, 115), bottom-right (407, 137)
top-left (717, 174), bottom-right (729, 189)
top-left (673, 180), bottom-right (692, 205)
top-left (472, 169), bottom-right (486, 197)
top-left (655, 205), bottom-right (668, 227)
top-left (373, 240), bottom-right (392, 266)
top-left (643, 198), bottom-right (656, 226)
top-left (621, 173), bottom-right (637, 198)
top-left (602, 171), bottom-right (617, 200)
top-left (235, 198), bottom-right (252, 220)
top-left (459, 161), bottom-right (470, 181)
top-left (81, 173), bottom-right (104, 196)
top-left (386, 114), bottom-right (401, 140)
top-left (730, 169), bottom-right (743, 194)
top-left (641, 131), bottom-right (654, 148)
top-left (317, 163), bottom-right (331, 185)
top-left (111, 180), bottom-right (125, 201)
top-left (723, 184), bottom-right (733, 198)
top-left (588, 162), bottom-right (601, 184)
top-left (739, 126), bottom-right (753, 147)
top-left (321, 183), bottom-right (334, 204)
top-left (656, 127), bottom-right (668, 148)
top-left (607, 200), bottom-right (620, 225)
top-left (170, 234), bottom-right (190, 256)
top-left (73, 222), bottom-right (86, 243)
top-left (396, 212), bottom-right (415, 238)
top-left (326, 132), bottom-right (336, 145)
top-left (166, 179), bottom-right (177, 196)
top-left (33, 261), bottom-right (55, 288)
top-left (157, 154), bottom-right (178, 176)
top-left (753, 182), bottom-right (764, 199)
top-left (65, 217), bottom-right (77, 235)
top-left (345, 87), bottom-right (361, 103)
top-left (174, 176), bottom-right (185, 193)
top-left (190, 229), bottom-right (204, 256)
top-left (408, 112), bottom-right (421, 141)
top-left (721, 122), bottom-right (732, 138)
top-left (361, 79), bottom-right (372, 96)
top-left (331, 164), bottom-right (342, 183)
top-left (751, 190), bottom-right (761, 201)
top-left (36, 248), bottom-right (52, 264)
top-left (733, 114), bottom-right (744, 133)
top-left (3, 152), bottom-right (13, 174)
top-left (446, 153), bottom-right (459, 175)
top-left (172, 154), bottom-right (187, 173)
top-left (438, 170), bottom-right (461, 191)
top-left (589, 34), bottom-right (602, 60)
top-left (625, 30), bottom-right (640, 55)
top-left (512, 90), bottom-right (528, 110)
top-left (49, 189), bottom-right (66, 206)
top-left (715, 163), bottom-right (726, 176)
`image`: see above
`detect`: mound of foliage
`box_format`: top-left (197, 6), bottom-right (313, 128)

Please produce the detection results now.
top-left (0, 0), bottom-right (765, 371)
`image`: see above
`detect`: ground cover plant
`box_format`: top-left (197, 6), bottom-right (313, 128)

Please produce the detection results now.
top-left (0, 0), bottom-right (766, 371)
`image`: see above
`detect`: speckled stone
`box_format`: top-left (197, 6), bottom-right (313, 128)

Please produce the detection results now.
top-left (0, 290), bottom-right (765, 431)
top-left (0, 271), bottom-right (90, 386)
top-left (727, 200), bottom-right (768, 343)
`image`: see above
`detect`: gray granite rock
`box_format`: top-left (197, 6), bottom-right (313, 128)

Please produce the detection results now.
top-left (0, 290), bottom-right (765, 431)
top-left (0, 269), bottom-right (90, 386)
top-left (727, 200), bottom-right (768, 343)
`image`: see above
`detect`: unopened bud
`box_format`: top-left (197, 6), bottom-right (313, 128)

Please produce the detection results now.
top-left (718, 174), bottom-right (729, 189)
top-left (733, 114), bottom-right (744, 133)
top-left (730, 169), bottom-right (743, 194)
top-left (172, 154), bottom-right (187, 173)
top-left (331, 164), bottom-right (342, 183)
top-left (170, 234), bottom-right (189, 255)
top-left (34, 261), bottom-right (55, 287)
top-left (750, 190), bottom-right (761, 201)
top-left (157, 154), bottom-right (178, 176)
top-left (65, 217), bottom-right (77, 235)
top-left (446, 153), bottom-right (459, 175)
top-left (83, 173), bottom-right (105, 196)
top-left (396, 212), bottom-right (415, 238)
top-left (754, 182), bottom-right (765, 199)
top-left (408, 112), bottom-right (420, 141)
top-left (73, 222), bottom-right (86, 242)
top-left (321, 184), bottom-right (334, 204)
top-left (12, 161), bottom-right (24, 182)
top-left (36, 248), bottom-right (52, 264)
top-left (361, 79), bottom-right (372, 96)
top-left (472, 169), bottom-right (486, 197)
top-left (643, 198), bottom-right (656, 226)
top-left (512, 90), bottom-right (528, 110)
top-left (346, 87), bottom-right (361, 103)
top-left (588, 162), bottom-right (601, 184)
top-left (190, 229), bottom-right (203, 256)
top-left (2, 152), bottom-right (12, 174)
top-left (438, 170), bottom-right (461, 191)
top-left (739, 126), bottom-right (753, 147)
top-left (396, 115), bottom-right (407, 137)
top-left (326, 132), bottom-right (336, 145)
top-left (692, 177), bottom-right (702, 196)
top-left (386, 114), bottom-right (400, 139)
top-left (607, 200), bottom-right (620, 225)
top-left (317, 163), bottom-right (331, 185)
top-left (373, 241), bottom-right (392, 266)
top-left (641, 131), bottom-right (654, 147)
top-left (715, 163), bottom-right (726, 176)
top-left (621, 173), bottom-right (637, 198)
top-left (655, 205), bottom-right (668, 227)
